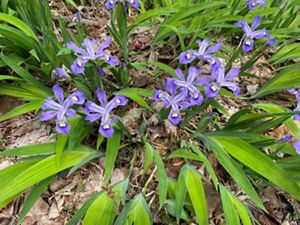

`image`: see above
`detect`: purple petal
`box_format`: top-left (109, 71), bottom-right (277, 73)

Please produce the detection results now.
top-left (42, 97), bottom-right (62, 111)
top-left (197, 39), bottom-right (209, 54)
top-left (128, 0), bottom-right (139, 8)
top-left (235, 20), bottom-right (251, 36)
top-left (54, 67), bottom-right (68, 79)
top-left (293, 140), bottom-right (300, 154)
top-left (66, 41), bottom-right (86, 55)
top-left (212, 65), bottom-right (225, 82)
top-left (66, 91), bottom-right (86, 105)
top-left (40, 110), bottom-right (57, 121)
top-left (187, 66), bottom-right (202, 83)
top-left (106, 95), bottom-right (128, 112)
top-left (85, 113), bottom-right (102, 122)
top-left (97, 38), bottom-right (112, 53)
top-left (66, 109), bottom-right (76, 118)
top-left (174, 68), bottom-right (185, 81)
top-left (168, 109), bottom-right (181, 125)
top-left (99, 116), bottom-right (114, 138)
top-left (194, 76), bottom-right (211, 86)
top-left (84, 101), bottom-right (106, 114)
top-left (251, 15), bottom-right (262, 30)
top-left (252, 29), bottom-right (268, 39)
top-left (225, 67), bottom-right (240, 81)
top-left (293, 114), bottom-right (300, 120)
top-left (96, 89), bottom-right (107, 106)
top-left (105, 0), bottom-right (118, 10)
top-left (242, 38), bottom-right (254, 53)
top-left (53, 85), bottom-right (64, 104)
top-left (188, 91), bottom-right (204, 106)
top-left (97, 66), bottom-right (105, 76)
top-left (82, 38), bottom-right (97, 58)
top-left (206, 42), bottom-right (223, 53)
top-left (222, 81), bottom-right (241, 96)
top-left (205, 83), bottom-right (220, 98)
top-left (100, 53), bottom-right (118, 67)
top-left (71, 57), bottom-right (86, 74)
top-left (179, 50), bottom-right (196, 64)
top-left (165, 78), bottom-right (178, 96)
top-left (153, 90), bottom-right (164, 101)
top-left (55, 117), bottom-right (70, 135)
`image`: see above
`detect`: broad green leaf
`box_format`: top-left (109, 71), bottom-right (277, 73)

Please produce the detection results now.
top-left (1, 55), bottom-right (50, 95)
top-left (230, 194), bottom-right (252, 225)
top-left (0, 100), bottom-right (43, 122)
top-left (0, 149), bottom-right (94, 208)
top-left (0, 143), bottom-right (56, 157)
top-left (210, 136), bottom-right (300, 201)
top-left (205, 138), bottom-right (266, 211)
top-left (220, 185), bottom-right (240, 225)
top-left (55, 134), bottom-right (68, 165)
top-left (0, 12), bottom-right (38, 41)
top-left (104, 130), bottom-right (121, 185)
top-left (82, 193), bottom-right (115, 225)
top-left (185, 166), bottom-right (208, 225)
top-left (253, 63), bottom-right (300, 98)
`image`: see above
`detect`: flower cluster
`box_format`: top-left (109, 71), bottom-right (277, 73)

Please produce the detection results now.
top-left (153, 63), bottom-right (240, 125)
top-left (66, 38), bottom-right (117, 74)
top-left (40, 85), bottom-right (128, 138)
top-left (105, 0), bottom-right (139, 10)
top-left (235, 15), bottom-right (275, 53)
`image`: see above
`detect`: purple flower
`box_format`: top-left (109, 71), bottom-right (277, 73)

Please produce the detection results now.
top-left (293, 140), bottom-right (300, 154)
top-left (173, 67), bottom-right (211, 106)
top-left (205, 65), bottom-right (240, 98)
top-left (105, 0), bottom-right (139, 10)
top-left (153, 79), bottom-right (190, 125)
top-left (246, 0), bottom-right (266, 10)
top-left (67, 38), bottom-right (117, 74)
top-left (235, 15), bottom-right (271, 53)
top-left (54, 65), bottom-right (71, 79)
top-left (288, 88), bottom-right (300, 120)
top-left (179, 39), bottom-right (223, 65)
top-left (83, 89), bottom-right (128, 138)
top-left (76, 12), bottom-right (81, 23)
top-left (40, 85), bottom-right (85, 135)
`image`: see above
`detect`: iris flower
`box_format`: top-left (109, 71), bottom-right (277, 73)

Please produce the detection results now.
top-left (205, 65), bottom-right (240, 98)
top-left (173, 67), bottom-right (211, 106)
top-left (153, 79), bottom-right (190, 125)
top-left (40, 85), bottom-right (85, 134)
top-left (83, 89), bottom-right (128, 138)
top-left (67, 38), bottom-right (117, 74)
top-left (54, 65), bottom-right (71, 79)
top-left (235, 15), bottom-right (274, 53)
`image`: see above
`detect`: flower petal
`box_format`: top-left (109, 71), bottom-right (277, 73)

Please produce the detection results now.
top-left (66, 41), bottom-right (86, 55)
top-left (53, 85), bottom-right (64, 104)
top-left (96, 88), bottom-right (107, 106)
top-left (40, 110), bottom-right (57, 121)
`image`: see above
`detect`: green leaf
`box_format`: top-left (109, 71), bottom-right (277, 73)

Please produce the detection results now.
top-left (185, 166), bottom-right (208, 225)
top-left (82, 192), bottom-right (115, 225)
top-left (220, 185), bottom-right (240, 225)
top-left (205, 138), bottom-right (266, 211)
top-left (253, 63), bottom-right (300, 98)
top-left (254, 103), bottom-right (300, 139)
top-left (0, 100), bottom-right (43, 122)
top-left (55, 134), bottom-right (68, 166)
top-left (210, 136), bottom-right (300, 201)
top-left (17, 177), bottom-right (53, 225)
top-left (0, 12), bottom-right (38, 41)
top-left (1, 55), bottom-right (50, 95)
top-left (143, 142), bottom-right (154, 175)
top-left (0, 148), bottom-right (94, 208)
top-left (104, 130), bottom-right (121, 185)
top-left (0, 142), bottom-right (56, 157)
